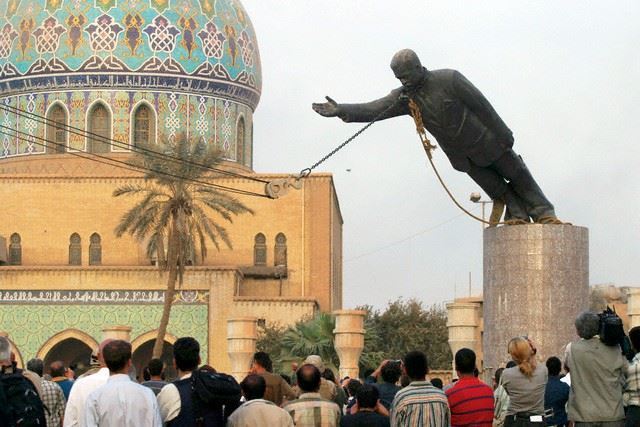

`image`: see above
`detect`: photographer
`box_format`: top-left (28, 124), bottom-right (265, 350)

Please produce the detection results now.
top-left (566, 311), bottom-right (628, 426)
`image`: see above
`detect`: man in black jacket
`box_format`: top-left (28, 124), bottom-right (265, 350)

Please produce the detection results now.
top-left (313, 49), bottom-right (559, 224)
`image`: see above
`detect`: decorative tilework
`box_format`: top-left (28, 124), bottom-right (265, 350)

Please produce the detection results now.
top-left (0, 303), bottom-right (209, 363)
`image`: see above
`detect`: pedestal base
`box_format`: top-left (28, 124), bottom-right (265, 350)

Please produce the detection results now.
top-left (482, 224), bottom-right (589, 374)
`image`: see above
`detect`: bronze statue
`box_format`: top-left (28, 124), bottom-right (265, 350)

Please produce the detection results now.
top-left (312, 49), bottom-right (560, 224)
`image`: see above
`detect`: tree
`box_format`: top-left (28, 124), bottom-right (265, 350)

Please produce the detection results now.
top-left (114, 135), bottom-right (252, 358)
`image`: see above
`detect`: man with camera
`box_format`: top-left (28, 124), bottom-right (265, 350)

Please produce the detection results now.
top-left (566, 311), bottom-right (628, 426)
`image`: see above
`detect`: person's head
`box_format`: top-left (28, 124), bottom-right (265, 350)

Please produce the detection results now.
top-left (575, 311), bottom-right (601, 339)
top-left (430, 378), bottom-right (443, 389)
top-left (147, 358), bottom-right (164, 378)
top-left (494, 367), bottom-right (504, 388)
top-left (303, 355), bottom-right (325, 374)
top-left (629, 326), bottom-right (640, 352)
top-left (173, 337), bottom-right (200, 373)
top-left (0, 336), bottom-right (11, 364)
top-left (49, 360), bottom-right (66, 378)
top-left (240, 374), bottom-right (266, 401)
top-left (142, 366), bottom-right (151, 382)
top-left (454, 348), bottom-right (476, 375)
top-left (381, 360), bottom-right (402, 384)
top-left (97, 338), bottom-right (114, 367)
top-left (356, 384), bottom-right (379, 409)
top-left (390, 49), bottom-right (425, 89)
top-left (26, 358), bottom-right (44, 377)
top-left (546, 356), bottom-right (562, 377)
top-left (507, 337), bottom-right (537, 378)
top-left (402, 350), bottom-right (428, 381)
top-left (346, 378), bottom-right (362, 398)
top-left (322, 368), bottom-right (336, 384)
top-left (252, 351), bottom-right (272, 373)
top-left (296, 363), bottom-right (321, 393)
top-left (102, 340), bottom-right (132, 374)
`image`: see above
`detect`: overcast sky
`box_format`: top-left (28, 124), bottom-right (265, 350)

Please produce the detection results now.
top-left (242, 0), bottom-right (640, 309)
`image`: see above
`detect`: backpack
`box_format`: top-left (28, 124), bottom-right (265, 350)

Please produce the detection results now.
top-left (191, 369), bottom-right (241, 424)
top-left (0, 369), bottom-right (46, 426)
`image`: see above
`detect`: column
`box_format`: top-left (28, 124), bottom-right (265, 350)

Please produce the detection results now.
top-left (227, 317), bottom-right (257, 382)
top-left (102, 326), bottom-right (132, 342)
top-left (333, 310), bottom-right (366, 379)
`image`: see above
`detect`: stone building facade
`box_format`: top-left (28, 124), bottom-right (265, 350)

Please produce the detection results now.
top-left (0, 0), bottom-right (343, 376)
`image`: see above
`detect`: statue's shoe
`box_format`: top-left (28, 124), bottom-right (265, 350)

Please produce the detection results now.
top-left (504, 218), bottom-right (529, 225)
top-left (536, 216), bottom-right (567, 225)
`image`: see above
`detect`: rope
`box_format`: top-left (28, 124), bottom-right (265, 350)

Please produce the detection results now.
top-left (407, 98), bottom-right (506, 226)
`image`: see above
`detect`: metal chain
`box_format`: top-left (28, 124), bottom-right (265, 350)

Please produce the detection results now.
top-left (298, 99), bottom-right (402, 179)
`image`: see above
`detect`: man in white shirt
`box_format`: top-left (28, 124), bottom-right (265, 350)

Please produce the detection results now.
top-left (227, 374), bottom-right (294, 427)
top-left (84, 340), bottom-right (161, 427)
top-left (63, 339), bottom-right (113, 427)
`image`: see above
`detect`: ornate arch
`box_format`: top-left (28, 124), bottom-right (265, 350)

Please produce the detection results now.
top-left (36, 328), bottom-right (99, 361)
top-left (85, 100), bottom-right (113, 153)
top-left (130, 100), bottom-right (157, 147)
top-left (131, 330), bottom-right (178, 353)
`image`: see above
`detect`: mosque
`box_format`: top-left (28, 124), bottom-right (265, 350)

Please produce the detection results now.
top-left (0, 0), bottom-right (342, 376)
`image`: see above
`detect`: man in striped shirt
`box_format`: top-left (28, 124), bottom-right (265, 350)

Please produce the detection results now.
top-left (283, 363), bottom-right (341, 427)
top-left (445, 348), bottom-right (494, 426)
top-left (391, 351), bottom-right (450, 427)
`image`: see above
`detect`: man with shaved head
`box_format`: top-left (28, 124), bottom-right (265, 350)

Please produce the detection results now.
top-left (63, 338), bottom-right (113, 427)
top-left (313, 49), bottom-right (559, 225)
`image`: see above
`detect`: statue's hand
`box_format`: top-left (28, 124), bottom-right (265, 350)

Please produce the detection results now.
top-left (312, 96), bottom-right (341, 117)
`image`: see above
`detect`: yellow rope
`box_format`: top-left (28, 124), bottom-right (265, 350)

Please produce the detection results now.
top-left (408, 98), bottom-right (507, 226)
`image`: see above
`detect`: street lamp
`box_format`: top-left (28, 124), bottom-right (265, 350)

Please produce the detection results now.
top-left (469, 192), bottom-right (491, 227)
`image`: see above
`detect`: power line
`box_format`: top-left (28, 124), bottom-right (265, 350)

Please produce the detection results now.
top-left (0, 102), bottom-right (270, 184)
top-left (0, 125), bottom-right (270, 198)
top-left (345, 211), bottom-right (471, 263)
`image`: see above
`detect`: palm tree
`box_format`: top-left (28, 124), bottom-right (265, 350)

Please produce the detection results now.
top-left (280, 313), bottom-right (340, 371)
top-left (114, 134), bottom-right (253, 358)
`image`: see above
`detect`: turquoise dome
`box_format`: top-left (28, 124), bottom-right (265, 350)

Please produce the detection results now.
top-left (0, 0), bottom-right (261, 109)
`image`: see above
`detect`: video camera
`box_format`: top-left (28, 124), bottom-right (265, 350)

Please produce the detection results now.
top-left (599, 306), bottom-right (634, 361)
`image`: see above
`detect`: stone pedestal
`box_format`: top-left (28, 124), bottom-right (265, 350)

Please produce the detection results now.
top-left (102, 326), bottom-right (132, 342)
top-left (483, 224), bottom-right (588, 376)
top-left (227, 317), bottom-right (257, 382)
top-left (627, 289), bottom-right (640, 328)
top-left (333, 310), bottom-right (366, 379)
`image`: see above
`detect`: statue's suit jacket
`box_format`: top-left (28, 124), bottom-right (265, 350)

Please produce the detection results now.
top-left (337, 69), bottom-right (514, 173)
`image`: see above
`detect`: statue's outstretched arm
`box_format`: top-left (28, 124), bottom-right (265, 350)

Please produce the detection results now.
top-left (312, 88), bottom-right (407, 123)
top-left (452, 71), bottom-right (513, 142)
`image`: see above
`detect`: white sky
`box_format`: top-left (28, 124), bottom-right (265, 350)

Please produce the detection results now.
top-left (243, 0), bottom-right (640, 309)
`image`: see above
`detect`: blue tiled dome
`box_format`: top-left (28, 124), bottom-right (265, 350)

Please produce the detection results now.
top-left (0, 0), bottom-right (261, 108)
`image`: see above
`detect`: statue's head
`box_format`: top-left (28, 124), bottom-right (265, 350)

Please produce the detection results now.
top-left (390, 49), bottom-right (424, 89)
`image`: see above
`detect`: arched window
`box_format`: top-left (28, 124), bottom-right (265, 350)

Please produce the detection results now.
top-left (89, 233), bottom-right (101, 266)
top-left (236, 117), bottom-right (245, 165)
top-left (274, 233), bottom-right (287, 267)
top-left (133, 104), bottom-right (155, 146)
top-left (87, 104), bottom-right (111, 153)
top-left (69, 233), bottom-right (81, 266)
top-left (47, 105), bottom-right (67, 153)
top-left (9, 233), bottom-right (21, 265)
top-left (253, 233), bottom-right (266, 266)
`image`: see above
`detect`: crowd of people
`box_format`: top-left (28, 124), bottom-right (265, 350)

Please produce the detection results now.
top-left (0, 309), bottom-right (638, 426)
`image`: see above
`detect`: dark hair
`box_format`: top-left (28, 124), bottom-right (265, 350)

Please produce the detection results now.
top-left (49, 361), bottom-right (66, 377)
top-left (148, 358), bottom-right (164, 376)
top-left (403, 351), bottom-right (428, 380)
top-left (26, 358), bottom-right (44, 377)
top-left (346, 378), bottom-right (362, 397)
top-left (240, 374), bottom-right (266, 401)
top-left (454, 348), bottom-right (476, 374)
top-left (173, 337), bottom-right (200, 372)
top-left (279, 373), bottom-right (292, 385)
top-left (505, 361), bottom-right (517, 369)
top-left (252, 351), bottom-right (273, 372)
top-left (142, 367), bottom-right (151, 382)
top-left (381, 361), bottom-right (402, 384)
top-left (630, 326), bottom-right (640, 352)
top-left (296, 364), bottom-right (321, 393)
top-left (322, 368), bottom-right (336, 383)
top-left (546, 356), bottom-right (562, 376)
top-left (102, 340), bottom-right (132, 372)
top-left (356, 384), bottom-right (379, 409)
top-left (494, 367), bottom-right (505, 384)
top-left (430, 378), bottom-right (443, 389)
